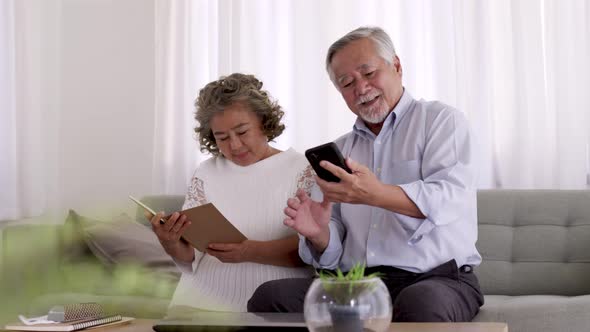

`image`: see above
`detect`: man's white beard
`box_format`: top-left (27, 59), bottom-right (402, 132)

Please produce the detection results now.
top-left (358, 101), bottom-right (389, 124)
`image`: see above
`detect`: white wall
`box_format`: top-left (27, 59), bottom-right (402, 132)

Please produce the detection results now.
top-left (56, 0), bottom-right (156, 218)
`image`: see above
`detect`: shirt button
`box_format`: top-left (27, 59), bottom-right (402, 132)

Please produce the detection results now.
top-left (376, 141), bottom-right (381, 145)
top-left (372, 223), bottom-right (378, 229)
top-left (369, 252), bottom-right (375, 257)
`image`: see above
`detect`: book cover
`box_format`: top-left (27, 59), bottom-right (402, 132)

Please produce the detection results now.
top-left (129, 196), bottom-right (247, 252)
top-left (179, 203), bottom-right (247, 252)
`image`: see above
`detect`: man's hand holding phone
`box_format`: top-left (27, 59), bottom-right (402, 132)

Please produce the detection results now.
top-left (304, 143), bottom-right (383, 206)
top-left (305, 142), bottom-right (352, 183)
top-left (315, 157), bottom-right (384, 206)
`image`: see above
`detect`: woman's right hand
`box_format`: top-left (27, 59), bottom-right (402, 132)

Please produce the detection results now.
top-left (147, 211), bottom-right (194, 263)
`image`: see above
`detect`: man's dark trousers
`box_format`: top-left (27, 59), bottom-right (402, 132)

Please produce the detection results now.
top-left (247, 260), bottom-right (484, 322)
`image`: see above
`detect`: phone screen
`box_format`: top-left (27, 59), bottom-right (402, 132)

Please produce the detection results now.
top-left (305, 142), bottom-right (351, 182)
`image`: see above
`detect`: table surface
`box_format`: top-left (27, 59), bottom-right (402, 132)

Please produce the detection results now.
top-left (97, 319), bottom-right (508, 332)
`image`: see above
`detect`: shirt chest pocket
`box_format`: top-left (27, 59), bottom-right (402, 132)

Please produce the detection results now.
top-left (389, 159), bottom-right (422, 185)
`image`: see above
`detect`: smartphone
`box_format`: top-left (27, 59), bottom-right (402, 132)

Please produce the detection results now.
top-left (305, 142), bottom-right (352, 182)
top-left (129, 195), bottom-right (166, 224)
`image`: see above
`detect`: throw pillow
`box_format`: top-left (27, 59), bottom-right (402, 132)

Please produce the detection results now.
top-left (62, 210), bottom-right (181, 299)
top-left (61, 210), bottom-right (102, 266)
top-left (80, 212), bottom-right (178, 276)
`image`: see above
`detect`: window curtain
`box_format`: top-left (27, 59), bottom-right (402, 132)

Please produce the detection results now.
top-left (2, 0), bottom-right (589, 221)
top-left (153, 0), bottom-right (206, 195)
top-left (0, 0), bottom-right (17, 220)
top-left (155, 0), bottom-right (589, 190)
top-left (0, 0), bottom-right (60, 221)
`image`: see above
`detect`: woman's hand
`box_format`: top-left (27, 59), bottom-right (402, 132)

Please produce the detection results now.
top-left (206, 240), bottom-right (253, 263)
top-left (148, 211), bottom-right (195, 263)
top-left (207, 235), bottom-right (303, 267)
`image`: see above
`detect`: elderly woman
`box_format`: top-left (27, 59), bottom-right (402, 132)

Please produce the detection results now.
top-left (147, 73), bottom-right (314, 312)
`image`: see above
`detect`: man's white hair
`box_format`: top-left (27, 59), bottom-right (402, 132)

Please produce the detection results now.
top-left (325, 26), bottom-right (397, 80)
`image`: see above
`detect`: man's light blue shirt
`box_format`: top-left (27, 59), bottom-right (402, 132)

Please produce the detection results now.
top-left (299, 90), bottom-right (482, 273)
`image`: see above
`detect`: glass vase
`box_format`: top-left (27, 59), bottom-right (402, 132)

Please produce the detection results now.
top-left (303, 277), bottom-right (392, 332)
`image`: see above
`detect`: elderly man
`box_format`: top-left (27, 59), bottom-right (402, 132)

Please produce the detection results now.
top-left (248, 26), bottom-right (484, 322)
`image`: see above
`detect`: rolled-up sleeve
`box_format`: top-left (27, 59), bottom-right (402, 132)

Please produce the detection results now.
top-left (399, 110), bottom-right (475, 241)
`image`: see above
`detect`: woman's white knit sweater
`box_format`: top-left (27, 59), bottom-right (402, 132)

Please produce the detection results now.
top-left (169, 148), bottom-right (314, 312)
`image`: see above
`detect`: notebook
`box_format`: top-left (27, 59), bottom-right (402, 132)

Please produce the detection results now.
top-left (4, 316), bottom-right (133, 331)
top-left (152, 312), bottom-right (307, 332)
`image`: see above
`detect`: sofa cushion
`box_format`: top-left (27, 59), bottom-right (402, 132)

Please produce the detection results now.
top-left (134, 195), bottom-right (185, 226)
top-left (59, 210), bottom-right (180, 298)
top-left (476, 190), bottom-right (590, 296)
top-left (61, 210), bottom-right (106, 266)
top-left (474, 294), bottom-right (590, 332)
top-left (75, 211), bottom-right (179, 276)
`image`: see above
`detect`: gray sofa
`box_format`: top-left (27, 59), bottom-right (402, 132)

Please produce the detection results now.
top-left (473, 190), bottom-right (590, 332)
top-left (2, 190), bottom-right (590, 332)
top-left (144, 191), bottom-right (590, 332)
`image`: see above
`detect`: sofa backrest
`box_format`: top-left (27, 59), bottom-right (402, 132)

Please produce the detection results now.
top-left (138, 191), bottom-right (590, 296)
top-left (135, 195), bottom-right (185, 225)
top-left (476, 190), bottom-right (590, 296)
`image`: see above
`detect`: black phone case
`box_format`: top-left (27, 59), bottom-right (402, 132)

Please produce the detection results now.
top-left (305, 142), bottom-right (352, 182)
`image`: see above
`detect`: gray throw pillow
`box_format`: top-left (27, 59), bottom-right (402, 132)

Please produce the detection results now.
top-left (63, 210), bottom-right (180, 298)
top-left (73, 211), bottom-right (179, 276)
top-left (62, 210), bottom-right (102, 265)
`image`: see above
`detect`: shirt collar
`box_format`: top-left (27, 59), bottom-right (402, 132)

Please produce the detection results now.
top-left (352, 88), bottom-right (414, 139)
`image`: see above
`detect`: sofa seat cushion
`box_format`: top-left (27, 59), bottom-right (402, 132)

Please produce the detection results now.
top-left (474, 294), bottom-right (590, 332)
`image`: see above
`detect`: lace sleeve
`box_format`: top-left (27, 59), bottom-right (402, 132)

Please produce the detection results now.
top-left (296, 165), bottom-right (316, 196)
top-left (183, 176), bottom-right (208, 210)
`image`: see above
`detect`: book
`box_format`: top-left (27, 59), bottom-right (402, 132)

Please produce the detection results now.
top-left (179, 203), bottom-right (247, 252)
top-left (129, 196), bottom-right (247, 252)
top-left (4, 316), bottom-right (134, 331)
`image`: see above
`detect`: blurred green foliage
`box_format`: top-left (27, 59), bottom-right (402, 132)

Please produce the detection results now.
top-left (0, 221), bottom-right (178, 326)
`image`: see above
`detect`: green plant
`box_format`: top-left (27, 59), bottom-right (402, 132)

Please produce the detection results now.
top-left (318, 263), bottom-right (383, 305)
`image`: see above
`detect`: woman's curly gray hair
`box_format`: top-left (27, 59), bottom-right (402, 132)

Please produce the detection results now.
top-left (194, 73), bottom-right (285, 155)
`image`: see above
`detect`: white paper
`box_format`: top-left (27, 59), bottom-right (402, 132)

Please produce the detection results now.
top-left (18, 315), bottom-right (58, 325)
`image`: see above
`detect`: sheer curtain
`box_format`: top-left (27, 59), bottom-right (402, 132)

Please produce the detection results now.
top-left (2, 1), bottom-right (588, 220)
top-left (155, 0), bottom-right (590, 190)
top-left (0, 0), bottom-right (17, 220)
top-left (153, 0), bottom-right (205, 195)
top-left (0, 0), bottom-right (60, 221)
